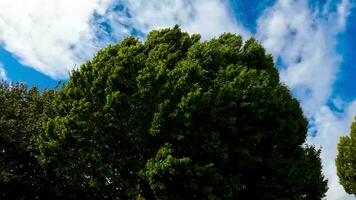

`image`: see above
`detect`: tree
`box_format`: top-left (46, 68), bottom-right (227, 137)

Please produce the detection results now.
top-left (336, 117), bottom-right (356, 195)
top-left (38, 26), bottom-right (327, 199)
top-left (0, 82), bottom-right (57, 199)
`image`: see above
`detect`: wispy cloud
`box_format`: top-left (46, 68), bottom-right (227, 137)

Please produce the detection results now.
top-left (257, 0), bottom-right (339, 112)
top-left (0, 62), bottom-right (8, 81)
top-left (256, 0), bottom-right (354, 199)
top-left (337, 0), bottom-right (353, 30)
top-left (98, 0), bottom-right (250, 41)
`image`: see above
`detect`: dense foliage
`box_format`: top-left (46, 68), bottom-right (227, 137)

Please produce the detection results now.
top-left (336, 118), bottom-right (356, 195)
top-left (0, 83), bottom-right (57, 199)
top-left (36, 26), bottom-right (327, 199)
top-left (0, 26), bottom-right (327, 199)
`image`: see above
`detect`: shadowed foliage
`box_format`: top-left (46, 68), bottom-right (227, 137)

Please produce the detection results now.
top-left (0, 82), bottom-right (58, 199)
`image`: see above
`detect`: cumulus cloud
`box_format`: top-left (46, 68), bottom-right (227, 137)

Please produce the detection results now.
top-left (0, 0), bottom-right (249, 79)
top-left (256, 0), bottom-right (354, 199)
top-left (0, 0), bottom-right (112, 79)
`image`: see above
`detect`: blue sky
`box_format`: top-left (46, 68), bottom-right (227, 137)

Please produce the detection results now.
top-left (0, 0), bottom-right (355, 199)
top-left (0, 48), bottom-right (58, 90)
top-left (335, 8), bottom-right (356, 102)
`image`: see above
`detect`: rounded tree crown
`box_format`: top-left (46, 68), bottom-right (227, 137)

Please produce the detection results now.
top-left (38, 26), bottom-right (326, 199)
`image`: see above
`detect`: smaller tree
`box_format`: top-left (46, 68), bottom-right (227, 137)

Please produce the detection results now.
top-left (0, 82), bottom-right (57, 199)
top-left (336, 117), bottom-right (356, 195)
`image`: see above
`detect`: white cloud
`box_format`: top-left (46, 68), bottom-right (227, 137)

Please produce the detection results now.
top-left (100, 0), bottom-right (250, 41)
top-left (0, 62), bottom-right (8, 81)
top-left (0, 0), bottom-right (249, 79)
top-left (256, 0), bottom-right (354, 199)
top-left (257, 0), bottom-right (341, 112)
top-left (337, 0), bottom-right (354, 31)
top-left (0, 0), bottom-right (112, 79)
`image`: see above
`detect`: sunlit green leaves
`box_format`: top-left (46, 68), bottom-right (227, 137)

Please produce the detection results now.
top-left (336, 118), bottom-right (356, 195)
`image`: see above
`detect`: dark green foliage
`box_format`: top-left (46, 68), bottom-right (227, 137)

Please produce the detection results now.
top-left (336, 118), bottom-right (356, 195)
top-left (34, 26), bottom-right (327, 199)
top-left (0, 82), bottom-right (57, 199)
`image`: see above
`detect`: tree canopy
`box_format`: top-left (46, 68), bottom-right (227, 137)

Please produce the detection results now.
top-left (0, 26), bottom-right (328, 199)
top-left (36, 26), bottom-right (327, 199)
top-left (336, 117), bottom-right (356, 195)
top-left (0, 83), bottom-right (57, 199)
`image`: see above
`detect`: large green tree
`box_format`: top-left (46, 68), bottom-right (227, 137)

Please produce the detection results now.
top-left (336, 117), bottom-right (356, 195)
top-left (38, 26), bottom-right (327, 199)
top-left (0, 82), bottom-right (57, 199)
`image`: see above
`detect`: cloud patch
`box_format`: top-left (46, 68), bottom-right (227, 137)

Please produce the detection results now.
top-left (0, 0), bottom-right (112, 79)
top-left (0, 62), bottom-right (8, 81)
top-left (256, 0), bottom-right (345, 112)
top-left (96, 0), bottom-right (250, 41)
top-left (0, 0), bottom-right (250, 79)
